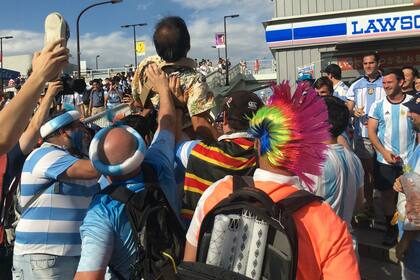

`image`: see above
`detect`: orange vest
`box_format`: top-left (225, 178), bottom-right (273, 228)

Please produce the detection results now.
top-left (197, 177), bottom-right (360, 280)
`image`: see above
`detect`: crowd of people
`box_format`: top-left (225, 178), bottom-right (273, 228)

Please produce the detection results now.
top-left (0, 14), bottom-right (419, 280)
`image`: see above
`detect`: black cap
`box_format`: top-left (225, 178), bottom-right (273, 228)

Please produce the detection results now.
top-left (322, 64), bottom-right (342, 78)
top-left (223, 91), bottom-right (264, 125)
top-left (403, 93), bottom-right (420, 114)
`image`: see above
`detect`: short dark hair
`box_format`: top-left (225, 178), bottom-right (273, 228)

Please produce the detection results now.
top-left (314, 77), bottom-right (334, 95)
top-left (401, 66), bottom-right (418, 77)
top-left (153, 16), bottom-right (190, 62)
top-left (362, 52), bottom-right (380, 63)
top-left (120, 114), bottom-right (151, 143)
top-left (111, 76), bottom-right (120, 85)
top-left (323, 96), bottom-right (350, 138)
top-left (324, 63), bottom-right (342, 80)
top-left (383, 68), bottom-right (404, 81)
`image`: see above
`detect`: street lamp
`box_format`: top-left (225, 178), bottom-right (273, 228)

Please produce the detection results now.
top-left (121, 23), bottom-right (147, 68)
top-left (0, 36), bottom-right (13, 94)
top-left (77, 0), bottom-right (123, 78)
top-left (223, 14), bottom-right (239, 86)
top-left (95, 55), bottom-right (100, 69)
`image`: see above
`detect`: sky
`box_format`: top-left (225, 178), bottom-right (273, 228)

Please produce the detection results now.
top-left (0, 0), bottom-right (275, 69)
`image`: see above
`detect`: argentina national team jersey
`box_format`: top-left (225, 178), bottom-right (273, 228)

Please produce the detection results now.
top-left (305, 144), bottom-right (364, 226)
top-left (347, 76), bottom-right (385, 138)
top-left (333, 81), bottom-right (348, 101)
top-left (14, 143), bottom-right (99, 256)
top-left (407, 145), bottom-right (420, 174)
top-left (368, 95), bottom-right (417, 165)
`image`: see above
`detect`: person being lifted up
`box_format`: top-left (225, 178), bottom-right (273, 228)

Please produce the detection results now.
top-left (132, 16), bottom-right (216, 141)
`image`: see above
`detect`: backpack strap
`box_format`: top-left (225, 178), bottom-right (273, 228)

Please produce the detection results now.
top-left (100, 163), bottom-right (157, 204)
top-left (232, 175), bottom-right (255, 191)
top-left (141, 162), bottom-right (157, 184)
top-left (223, 175), bottom-right (275, 214)
top-left (22, 181), bottom-right (60, 212)
top-left (100, 184), bottom-right (136, 204)
top-left (276, 189), bottom-right (323, 215)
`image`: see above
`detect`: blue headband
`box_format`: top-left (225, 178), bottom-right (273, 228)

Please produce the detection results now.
top-left (40, 110), bottom-right (81, 138)
top-left (89, 125), bottom-right (146, 176)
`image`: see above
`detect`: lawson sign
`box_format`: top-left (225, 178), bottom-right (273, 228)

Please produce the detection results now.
top-left (266, 9), bottom-right (420, 48)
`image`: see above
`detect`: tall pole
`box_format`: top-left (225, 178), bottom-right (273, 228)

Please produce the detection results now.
top-left (96, 55), bottom-right (100, 69)
top-left (77, 0), bottom-right (123, 78)
top-left (133, 26), bottom-right (137, 67)
top-left (121, 23), bottom-right (147, 69)
top-left (224, 17), bottom-right (228, 86)
top-left (223, 14), bottom-right (239, 86)
top-left (0, 36), bottom-right (13, 94)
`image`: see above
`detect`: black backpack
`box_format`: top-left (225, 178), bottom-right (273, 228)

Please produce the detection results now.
top-left (177, 176), bottom-right (323, 280)
top-left (100, 163), bottom-right (186, 280)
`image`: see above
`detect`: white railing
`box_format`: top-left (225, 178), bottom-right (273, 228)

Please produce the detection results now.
top-left (73, 67), bottom-right (132, 80)
top-left (242, 59), bottom-right (276, 75)
top-left (206, 63), bottom-right (242, 91)
top-left (83, 103), bottom-right (131, 128)
top-left (83, 63), bottom-right (245, 127)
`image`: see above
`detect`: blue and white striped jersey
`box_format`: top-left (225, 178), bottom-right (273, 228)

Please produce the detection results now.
top-left (347, 76), bottom-right (385, 138)
top-left (369, 95), bottom-right (416, 165)
top-left (14, 143), bottom-right (99, 256)
top-left (333, 81), bottom-right (348, 101)
top-left (407, 144), bottom-right (420, 174)
top-left (312, 144), bottom-right (364, 227)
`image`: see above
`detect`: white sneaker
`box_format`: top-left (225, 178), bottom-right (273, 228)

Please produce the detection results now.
top-left (44, 12), bottom-right (70, 49)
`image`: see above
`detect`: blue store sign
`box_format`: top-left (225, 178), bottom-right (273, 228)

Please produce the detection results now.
top-left (266, 9), bottom-right (420, 49)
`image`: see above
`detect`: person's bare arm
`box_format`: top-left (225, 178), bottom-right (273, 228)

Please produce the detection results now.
top-left (184, 241), bottom-right (198, 262)
top-left (168, 75), bottom-right (189, 142)
top-left (78, 98), bottom-right (86, 119)
top-left (191, 112), bottom-right (219, 141)
top-left (74, 270), bottom-right (105, 280)
top-left (0, 40), bottom-right (69, 154)
top-left (368, 118), bottom-right (397, 164)
top-left (104, 94), bottom-right (108, 110)
top-left (59, 159), bottom-right (99, 180)
top-left (346, 100), bottom-right (355, 113)
top-left (19, 81), bottom-right (62, 155)
top-left (89, 95), bottom-right (93, 115)
top-left (146, 64), bottom-right (175, 134)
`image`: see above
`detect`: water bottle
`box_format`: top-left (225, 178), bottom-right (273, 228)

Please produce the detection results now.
top-left (401, 172), bottom-right (420, 226)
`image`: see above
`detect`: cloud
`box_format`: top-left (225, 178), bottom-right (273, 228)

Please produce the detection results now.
top-left (172, 0), bottom-right (274, 62)
top-left (1, 0), bottom-right (275, 70)
top-left (137, 1), bottom-right (152, 11)
top-left (0, 29), bottom-right (155, 69)
top-left (171, 0), bottom-right (235, 10)
top-left (69, 31), bottom-right (155, 68)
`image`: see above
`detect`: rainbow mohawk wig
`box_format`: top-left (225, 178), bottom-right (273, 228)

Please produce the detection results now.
top-left (249, 81), bottom-right (331, 189)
